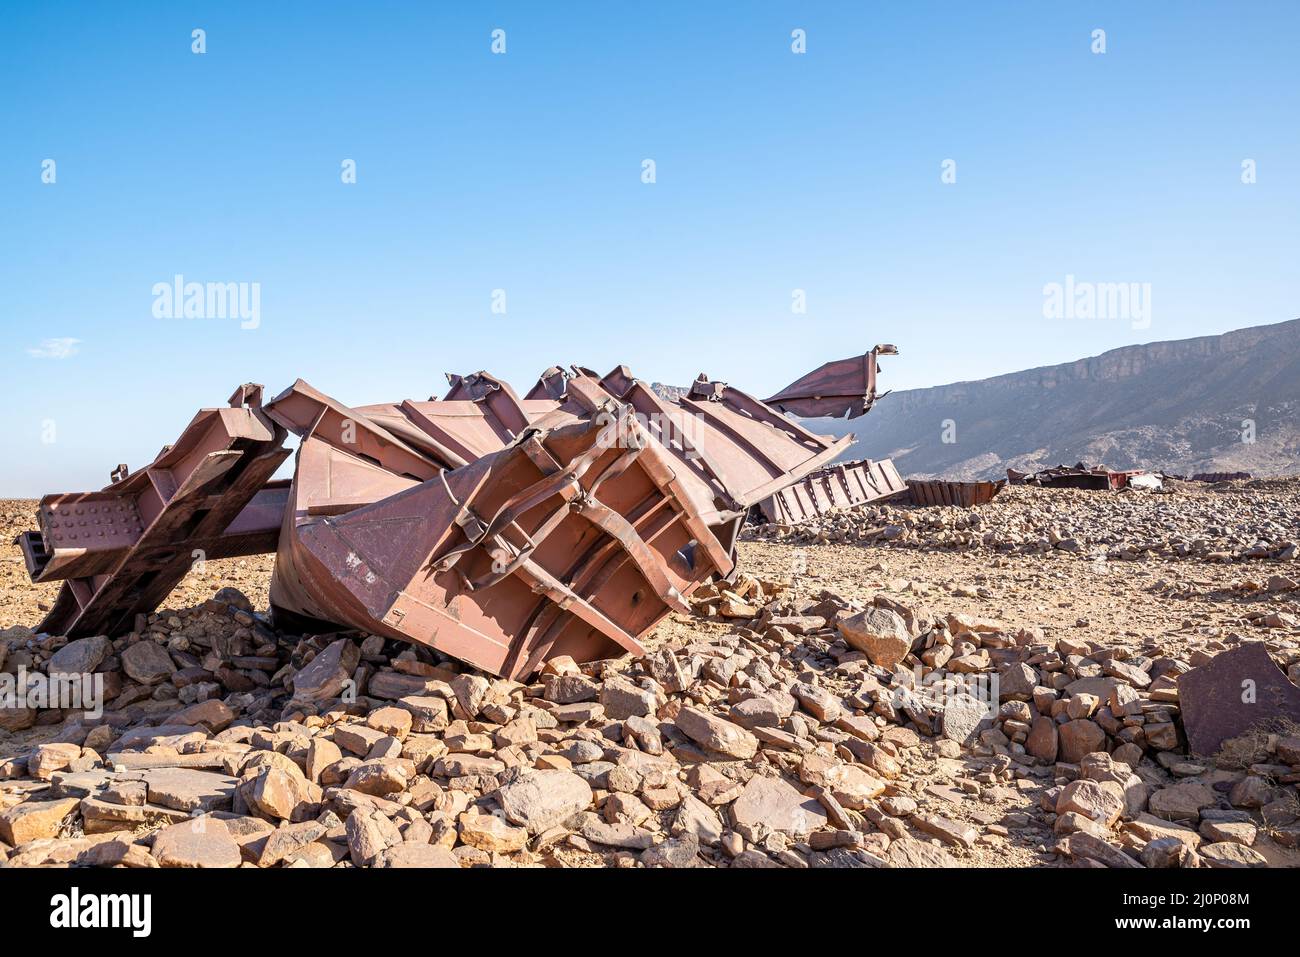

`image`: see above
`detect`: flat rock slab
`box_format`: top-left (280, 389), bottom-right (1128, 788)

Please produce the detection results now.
top-left (105, 751), bottom-right (231, 771)
top-left (580, 817), bottom-right (655, 849)
top-left (731, 775), bottom-right (827, 841)
top-left (48, 770), bottom-right (121, 799)
top-left (81, 797), bottom-right (190, 834)
top-left (1178, 642), bottom-right (1300, 756)
top-left (110, 725), bottom-right (207, 753)
top-left (885, 837), bottom-right (958, 867)
top-left (141, 767), bottom-right (239, 812)
top-left (498, 769), bottom-right (593, 834)
top-left (151, 817), bottom-right (242, 868)
top-left (1200, 841), bottom-right (1269, 868)
top-left (1063, 676), bottom-right (1121, 700)
top-left (374, 843), bottom-right (461, 868)
top-left (0, 798), bottom-right (81, 845)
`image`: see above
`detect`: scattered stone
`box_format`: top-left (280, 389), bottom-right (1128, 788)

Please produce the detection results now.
top-left (120, 641), bottom-right (176, 684)
top-left (47, 635), bottom-right (112, 675)
top-left (1058, 719), bottom-right (1106, 763)
top-left (1148, 782), bottom-right (1216, 824)
top-left (375, 843), bottom-right (461, 868)
top-left (497, 769), bottom-right (593, 834)
top-left (838, 607), bottom-right (912, 668)
top-left (940, 694), bottom-right (992, 746)
top-left (150, 817), bottom-right (242, 868)
top-left (290, 638), bottom-right (360, 703)
top-left (1057, 779), bottom-right (1125, 827)
top-left (1199, 841), bottom-right (1268, 868)
top-left (457, 810), bottom-right (527, 853)
top-left (0, 798), bottom-right (80, 845)
top-left (674, 707), bottom-right (759, 759)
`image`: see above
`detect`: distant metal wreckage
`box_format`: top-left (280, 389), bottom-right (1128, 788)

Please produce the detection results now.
top-left (1007, 463), bottom-right (1162, 491)
top-left (906, 478), bottom-right (1005, 508)
top-left (18, 348), bottom-right (900, 679)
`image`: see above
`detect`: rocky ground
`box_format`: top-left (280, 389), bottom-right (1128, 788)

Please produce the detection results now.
top-left (1, 484), bottom-right (1298, 870)
top-left (747, 477), bottom-right (1300, 563)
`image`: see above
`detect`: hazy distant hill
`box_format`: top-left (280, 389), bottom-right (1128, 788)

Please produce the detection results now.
top-left (794, 318), bottom-right (1300, 480)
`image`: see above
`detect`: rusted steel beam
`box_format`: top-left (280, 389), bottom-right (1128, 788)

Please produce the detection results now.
top-left (19, 385), bottom-right (289, 638)
top-left (15, 482), bottom-right (291, 583)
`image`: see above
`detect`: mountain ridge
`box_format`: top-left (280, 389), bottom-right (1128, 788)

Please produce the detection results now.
top-left (648, 319), bottom-right (1300, 480)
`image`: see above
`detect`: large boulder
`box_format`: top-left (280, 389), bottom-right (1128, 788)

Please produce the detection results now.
top-left (837, 607), bottom-right (912, 669)
top-left (730, 775), bottom-right (827, 842)
top-left (497, 769), bottom-right (593, 834)
top-left (48, 635), bottom-right (112, 675)
top-left (674, 707), bottom-right (759, 759)
top-left (120, 641), bottom-right (176, 684)
top-left (290, 638), bottom-right (360, 704)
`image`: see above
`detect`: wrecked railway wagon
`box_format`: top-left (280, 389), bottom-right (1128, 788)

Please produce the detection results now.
top-left (17, 348), bottom-right (897, 680)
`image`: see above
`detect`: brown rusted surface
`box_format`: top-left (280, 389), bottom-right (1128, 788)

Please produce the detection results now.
top-left (1178, 642), bottom-right (1300, 756)
top-left (22, 354), bottom-right (891, 678)
top-left (907, 478), bottom-right (1005, 508)
top-left (756, 458), bottom-right (906, 524)
top-left (763, 344), bottom-right (898, 419)
top-left (258, 363), bottom-right (858, 679)
top-left (18, 385), bottom-right (289, 638)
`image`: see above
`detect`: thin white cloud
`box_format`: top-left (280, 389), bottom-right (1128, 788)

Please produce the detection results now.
top-left (27, 337), bottom-right (81, 359)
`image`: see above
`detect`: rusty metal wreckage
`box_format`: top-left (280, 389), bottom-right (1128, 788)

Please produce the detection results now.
top-left (17, 346), bottom-right (905, 681)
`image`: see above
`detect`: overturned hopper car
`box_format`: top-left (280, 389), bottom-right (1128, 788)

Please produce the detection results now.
top-left (17, 348), bottom-right (898, 679)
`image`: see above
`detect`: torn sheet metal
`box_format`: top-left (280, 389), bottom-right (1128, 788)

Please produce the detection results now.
top-left (1178, 642), bottom-right (1300, 756)
top-left (763, 344), bottom-right (898, 419)
top-left (14, 386), bottom-right (289, 638)
top-left (756, 458), bottom-right (907, 524)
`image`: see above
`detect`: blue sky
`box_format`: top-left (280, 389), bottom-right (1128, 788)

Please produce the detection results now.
top-left (2, 1), bottom-right (1297, 496)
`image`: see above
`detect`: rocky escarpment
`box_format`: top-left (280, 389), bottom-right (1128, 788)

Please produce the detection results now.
top-left (802, 318), bottom-right (1300, 480)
